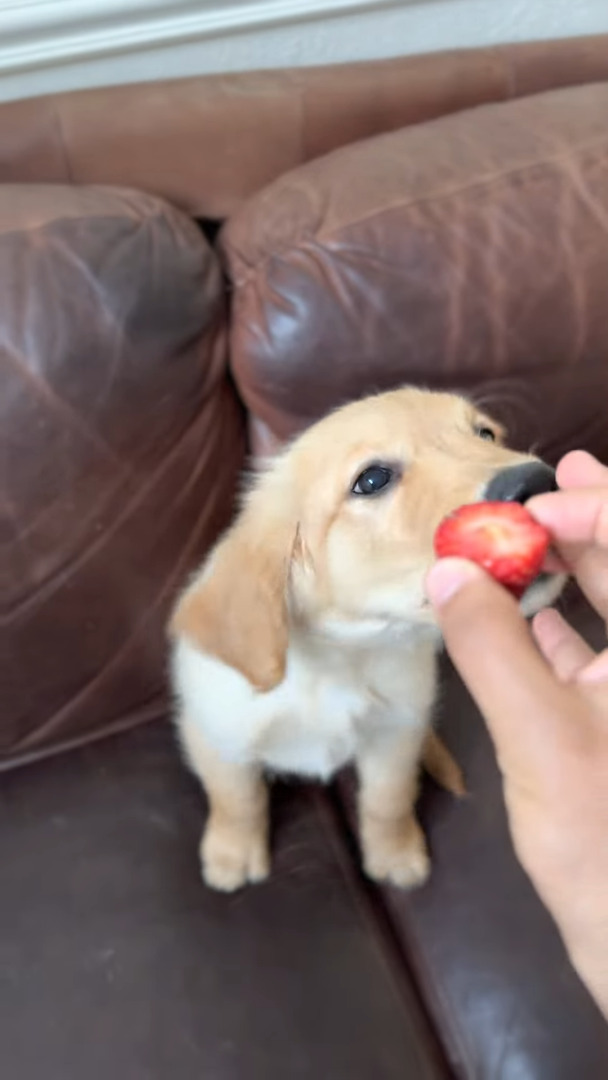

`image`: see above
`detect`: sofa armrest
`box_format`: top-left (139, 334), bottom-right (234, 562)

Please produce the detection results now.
top-left (1, 184), bottom-right (243, 767)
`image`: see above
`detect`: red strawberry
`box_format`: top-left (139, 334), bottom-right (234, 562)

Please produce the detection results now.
top-left (434, 501), bottom-right (550, 596)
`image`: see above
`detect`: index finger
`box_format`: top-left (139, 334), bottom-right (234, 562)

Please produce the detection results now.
top-left (556, 450), bottom-right (608, 489)
top-left (527, 487), bottom-right (608, 549)
top-left (527, 488), bottom-right (608, 621)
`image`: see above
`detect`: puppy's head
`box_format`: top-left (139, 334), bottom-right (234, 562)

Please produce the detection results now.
top-left (289, 388), bottom-right (564, 636)
top-left (172, 388), bottom-right (565, 689)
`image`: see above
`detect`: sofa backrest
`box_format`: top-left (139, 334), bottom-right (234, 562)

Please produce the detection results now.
top-left (222, 81), bottom-right (608, 466)
top-left (1, 35), bottom-right (608, 219)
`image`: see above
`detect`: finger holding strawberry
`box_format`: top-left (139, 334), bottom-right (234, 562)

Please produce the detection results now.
top-left (426, 450), bottom-right (608, 1020)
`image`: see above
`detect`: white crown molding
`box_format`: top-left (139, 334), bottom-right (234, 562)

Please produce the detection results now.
top-left (0, 0), bottom-right (406, 75)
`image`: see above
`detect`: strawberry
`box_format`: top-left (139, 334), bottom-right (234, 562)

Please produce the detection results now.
top-left (434, 501), bottom-right (551, 596)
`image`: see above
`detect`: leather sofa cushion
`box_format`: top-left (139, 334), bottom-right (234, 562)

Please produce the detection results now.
top-left (0, 721), bottom-right (446, 1080)
top-left (222, 82), bottom-right (608, 463)
top-left (1, 185), bottom-right (244, 767)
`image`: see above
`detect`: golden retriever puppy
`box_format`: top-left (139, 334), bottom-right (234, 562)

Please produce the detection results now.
top-left (169, 388), bottom-right (563, 892)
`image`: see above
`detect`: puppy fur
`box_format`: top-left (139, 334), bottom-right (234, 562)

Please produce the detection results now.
top-left (169, 388), bottom-right (563, 892)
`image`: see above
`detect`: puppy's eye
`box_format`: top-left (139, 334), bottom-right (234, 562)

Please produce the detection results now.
top-left (351, 465), bottom-right (394, 496)
top-left (475, 426), bottom-right (496, 442)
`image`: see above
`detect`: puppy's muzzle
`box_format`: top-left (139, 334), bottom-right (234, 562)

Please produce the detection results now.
top-left (484, 461), bottom-right (564, 615)
top-left (484, 461), bottom-right (557, 504)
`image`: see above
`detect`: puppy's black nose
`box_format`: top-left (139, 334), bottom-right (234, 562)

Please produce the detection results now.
top-left (484, 462), bottom-right (557, 504)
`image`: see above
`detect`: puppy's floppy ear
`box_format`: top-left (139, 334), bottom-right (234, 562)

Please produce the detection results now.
top-left (170, 509), bottom-right (295, 692)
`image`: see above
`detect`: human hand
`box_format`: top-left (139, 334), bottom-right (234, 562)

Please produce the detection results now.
top-left (426, 450), bottom-right (608, 1018)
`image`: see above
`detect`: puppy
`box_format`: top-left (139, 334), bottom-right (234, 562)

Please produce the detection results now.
top-left (169, 388), bottom-right (564, 892)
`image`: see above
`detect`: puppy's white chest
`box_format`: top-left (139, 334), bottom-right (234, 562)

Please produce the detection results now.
top-left (258, 679), bottom-right (366, 779)
top-left (173, 634), bottom-right (435, 783)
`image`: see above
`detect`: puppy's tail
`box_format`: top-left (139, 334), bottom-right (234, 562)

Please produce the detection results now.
top-left (423, 731), bottom-right (466, 797)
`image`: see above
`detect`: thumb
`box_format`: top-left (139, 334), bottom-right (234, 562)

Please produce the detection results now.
top-left (426, 558), bottom-right (574, 774)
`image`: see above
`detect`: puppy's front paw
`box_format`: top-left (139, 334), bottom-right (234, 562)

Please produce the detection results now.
top-left (200, 820), bottom-right (270, 892)
top-left (362, 817), bottom-right (430, 890)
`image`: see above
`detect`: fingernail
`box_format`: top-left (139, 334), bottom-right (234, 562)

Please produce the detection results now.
top-left (426, 558), bottom-right (483, 607)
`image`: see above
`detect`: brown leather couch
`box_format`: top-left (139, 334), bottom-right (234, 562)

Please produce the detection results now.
top-left (2, 35), bottom-right (608, 1080)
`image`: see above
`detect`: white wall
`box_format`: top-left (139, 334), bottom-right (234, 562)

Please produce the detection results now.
top-left (1, 0), bottom-right (607, 103)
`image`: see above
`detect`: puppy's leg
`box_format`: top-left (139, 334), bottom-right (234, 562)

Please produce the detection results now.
top-left (357, 726), bottom-right (430, 889)
top-left (179, 716), bottom-right (270, 892)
